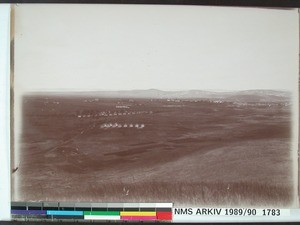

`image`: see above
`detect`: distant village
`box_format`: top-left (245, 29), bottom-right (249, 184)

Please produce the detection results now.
top-left (37, 96), bottom-right (290, 117)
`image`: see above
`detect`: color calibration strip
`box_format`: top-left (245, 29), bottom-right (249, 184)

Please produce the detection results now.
top-left (11, 202), bottom-right (173, 222)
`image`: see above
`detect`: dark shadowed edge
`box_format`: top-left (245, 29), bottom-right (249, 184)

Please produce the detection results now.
top-left (6, 2), bottom-right (300, 225)
top-left (0, 0), bottom-right (299, 7)
top-left (10, 3), bottom-right (15, 198)
top-left (0, 221), bottom-right (299, 225)
top-left (1, 222), bottom-right (300, 225)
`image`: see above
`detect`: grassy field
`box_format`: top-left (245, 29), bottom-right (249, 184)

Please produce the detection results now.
top-left (13, 94), bottom-right (293, 207)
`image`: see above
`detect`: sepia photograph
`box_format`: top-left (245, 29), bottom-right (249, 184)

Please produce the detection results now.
top-left (12, 4), bottom-right (299, 208)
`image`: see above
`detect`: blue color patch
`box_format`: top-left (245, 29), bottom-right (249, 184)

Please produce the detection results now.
top-left (11, 210), bottom-right (46, 215)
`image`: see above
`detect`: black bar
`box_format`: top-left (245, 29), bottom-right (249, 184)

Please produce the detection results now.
top-left (43, 202), bottom-right (59, 210)
top-left (156, 208), bottom-right (172, 212)
top-left (59, 207), bottom-right (74, 211)
top-left (107, 207), bottom-right (123, 211)
top-left (74, 207), bottom-right (91, 211)
top-left (27, 203), bottom-right (43, 209)
top-left (11, 206), bottom-right (26, 210)
top-left (140, 208), bottom-right (156, 212)
top-left (91, 208), bottom-right (107, 211)
top-left (123, 208), bottom-right (140, 211)
top-left (11, 202), bottom-right (27, 210)
top-left (27, 207), bottom-right (42, 210)
top-left (0, 0), bottom-right (300, 7)
top-left (43, 207), bottom-right (58, 210)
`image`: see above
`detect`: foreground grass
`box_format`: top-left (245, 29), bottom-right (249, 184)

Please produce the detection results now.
top-left (22, 180), bottom-right (293, 208)
top-left (91, 181), bottom-right (293, 207)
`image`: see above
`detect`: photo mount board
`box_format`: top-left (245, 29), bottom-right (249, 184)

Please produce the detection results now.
top-left (0, 1), bottom-right (300, 223)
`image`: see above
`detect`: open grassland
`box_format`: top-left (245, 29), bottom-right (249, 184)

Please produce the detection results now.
top-left (13, 95), bottom-right (293, 207)
top-left (20, 181), bottom-right (291, 207)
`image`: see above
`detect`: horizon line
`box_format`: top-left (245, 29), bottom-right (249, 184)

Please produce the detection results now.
top-left (21, 88), bottom-right (291, 93)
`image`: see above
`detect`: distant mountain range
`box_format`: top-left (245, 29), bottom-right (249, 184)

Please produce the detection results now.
top-left (28, 89), bottom-right (291, 102)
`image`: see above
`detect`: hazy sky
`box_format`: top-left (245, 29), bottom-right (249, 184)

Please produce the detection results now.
top-left (14, 4), bottom-right (298, 92)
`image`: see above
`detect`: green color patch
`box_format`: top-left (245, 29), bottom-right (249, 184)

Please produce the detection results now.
top-left (84, 211), bottom-right (120, 216)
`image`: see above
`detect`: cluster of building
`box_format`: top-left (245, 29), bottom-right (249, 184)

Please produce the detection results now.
top-left (232, 102), bottom-right (290, 107)
top-left (83, 98), bottom-right (100, 103)
top-left (77, 110), bottom-right (153, 118)
top-left (100, 123), bottom-right (145, 129)
top-left (43, 100), bottom-right (60, 105)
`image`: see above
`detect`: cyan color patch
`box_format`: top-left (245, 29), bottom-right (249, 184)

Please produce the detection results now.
top-left (46, 210), bottom-right (83, 216)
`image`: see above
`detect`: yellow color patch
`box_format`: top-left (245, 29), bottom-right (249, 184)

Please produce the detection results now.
top-left (120, 211), bottom-right (156, 216)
